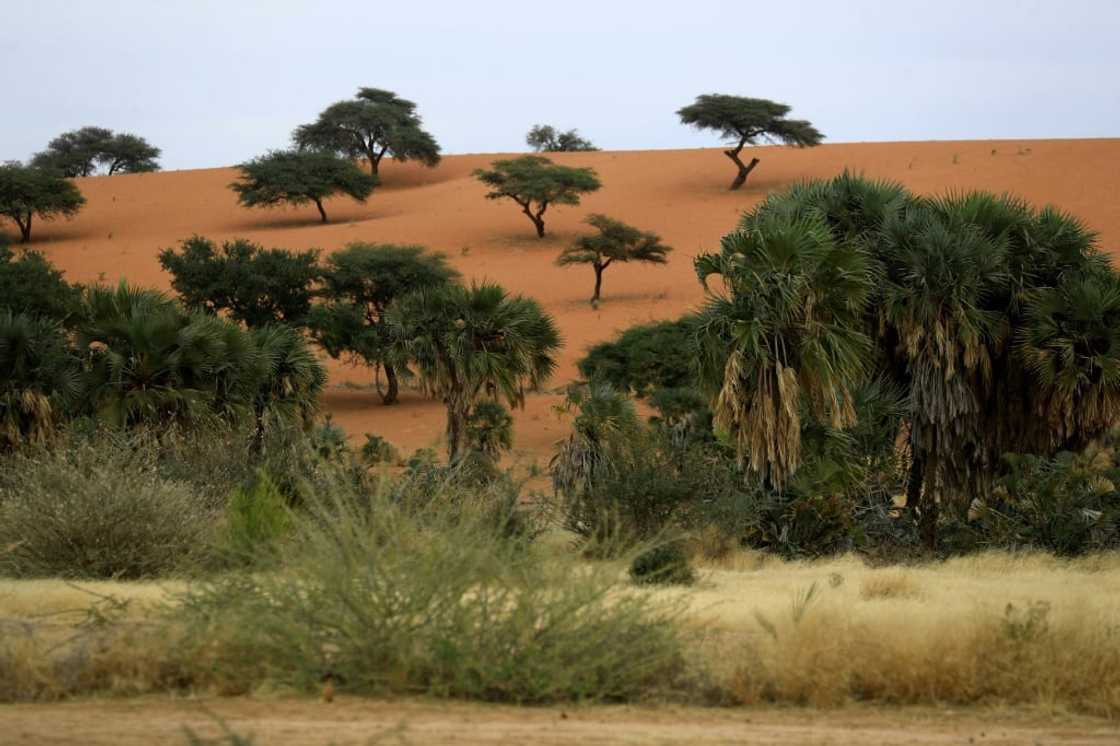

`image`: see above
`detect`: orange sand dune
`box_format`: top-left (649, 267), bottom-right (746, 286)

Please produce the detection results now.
top-left (21, 140), bottom-right (1120, 463)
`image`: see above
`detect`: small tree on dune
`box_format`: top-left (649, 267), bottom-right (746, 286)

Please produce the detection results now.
top-left (474, 155), bottom-right (601, 238)
top-left (556, 214), bottom-right (673, 304)
top-left (0, 162), bottom-right (85, 243)
top-left (230, 150), bottom-right (377, 224)
top-left (526, 125), bottom-right (598, 152)
top-left (307, 243), bottom-right (459, 405)
top-left (294, 87), bottom-right (441, 176)
top-left (677, 94), bottom-right (823, 190)
top-left (158, 235), bottom-right (322, 328)
top-left (388, 283), bottom-right (561, 463)
top-left (31, 127), bottom-right (161, 176)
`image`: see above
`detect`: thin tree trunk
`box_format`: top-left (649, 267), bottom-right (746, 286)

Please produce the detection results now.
top-left (724, 146), bottom-right (761, 191)
top-left (382, 364), bottom-right (399, 405)
top-left (591, 264), bottom-right (606, 303)
top-left (314, 199), bottom-right (328, 223)
top-left (368, 145), bottom-right (389, 175)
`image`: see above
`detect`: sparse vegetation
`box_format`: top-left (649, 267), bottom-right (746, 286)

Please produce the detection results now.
top-left (474, 155), bottom-right (601, 238)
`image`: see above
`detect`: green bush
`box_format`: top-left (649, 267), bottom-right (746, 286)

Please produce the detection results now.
top-left (172, 488), bottom-right (684, 703)
top-left (223, 471), bottom-right (292, 561)
top-left (0, 439), bottom-right (215, 579)
top-left (360, 433), bottom-right (399, 465)
top-left (629, 543), bottom-right (696, 586)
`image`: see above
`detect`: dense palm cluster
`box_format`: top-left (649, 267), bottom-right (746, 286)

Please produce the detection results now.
top-left (694, 173), bottom-right (1120, 546)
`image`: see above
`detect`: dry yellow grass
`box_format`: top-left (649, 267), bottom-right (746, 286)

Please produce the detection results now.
top-left (3, 552), bottom-right (1119, 715)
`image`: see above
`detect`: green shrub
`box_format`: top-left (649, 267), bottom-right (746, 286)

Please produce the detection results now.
top-left (0, 439), bottom-right (215, 578)
top-left (172, 488), bottom-right (684, 703)
top-left (360, 433), bottom-right (399, 465)
top-left (223, 471), bottom-right (291, 560)
top-left (629, 543), bottom-right (696, 586)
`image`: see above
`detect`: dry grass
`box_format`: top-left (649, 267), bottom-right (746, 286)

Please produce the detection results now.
top-left (3, 551), bottom-right (1120, 715)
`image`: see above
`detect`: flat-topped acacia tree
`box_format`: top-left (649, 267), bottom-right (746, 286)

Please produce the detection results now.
top-left (474, 155), bottom-right (601, 238)
top-left (294, 87), bottom-right (441, 176)
top-left (526, 125), bottom-right (597, 152)
top-left (557, 214), bottom-right (673, 303)
top-left (0, 162), bottom-right (85, 243)
top-left (31, 127), bottom-right (161, 177)
top-left (678, 95), bottom-right (823, 190)
top-left (229, 150), bottom-right (377, 224)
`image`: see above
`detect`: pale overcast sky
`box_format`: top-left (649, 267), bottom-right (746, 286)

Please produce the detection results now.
top-left (1, 1), bottom-right (1116, 170)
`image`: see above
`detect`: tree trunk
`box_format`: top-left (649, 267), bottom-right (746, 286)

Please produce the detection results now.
top-left (381, 364), bottom-right (399, 405)
top-left (368, 145), bottom-right (389, 175)
top-left (18, 213), bottom-right (32, 243)
top-left (724, 147), bottom-right (760, 191)
top-left (446, 406), bottom-right (467, 464)
top-left (906, 455), bottom-right (938, 550)
top-left (314, 199), bottom-right (328, 223)
top-left (591, 265), bottom-right (604, 303)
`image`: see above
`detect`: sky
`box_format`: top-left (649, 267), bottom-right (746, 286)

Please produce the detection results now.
top-left (1, 1), bottom-right (1116, 171)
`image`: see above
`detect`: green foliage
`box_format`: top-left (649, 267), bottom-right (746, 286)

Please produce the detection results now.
top-left (579, 316), bottom-right (699, 396)
top-left (966, 444), bottom-right (1120, 556)
top-left (0, 312), bottom-right (80, 450)
top-left (294, 87), bottom-right (441, 175)
top-left (526, 125), bottom-right (597, 152)
top-left (473, 155), bottom-right (601, 238)
top-left (629, 543), bottom-right (696, 586)
top-left (229, 150), bottom-right (376, 224)
top-left (465, 401), bottom-right (514, 463)
top-left (0, 162), bottom-right (85, 243)
top-left (30, 127), bottom-right (160, 177)
top-left (247, 324), bottom-right (327, 439)
top-left (0, 240), bottom-right (82, 324)
top-left (389, 282), bottom-right (561, 462)
top-left (158, 236), bottom-right (322, 327)
top-left (307, 243), bottom-right (458, 404)
top-left (557, 214), bottom-right (672, 302)
top-left (0, 438), bottom-right (214, 579)
top-left (360, 433), bottom-right (399, 465)
top-left (223, 471), bottom-right (292, 561)
top-left (172, 487), bottom-right (684, 703)
top-left (677, 94), bottom-right (823, 189)
top-left (695, 206), bottom-right (873, 489)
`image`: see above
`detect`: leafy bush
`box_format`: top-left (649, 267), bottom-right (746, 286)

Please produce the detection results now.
top-left (0, 241), bottom-right (83, 324)
top-left (629, 543), bottom-right (696, 586)
top-left (173, 488), bottom-right (684, 703)
top-left (578, 316), bottom-right (700, 397)
top-left (222, 471), bottom-right (292, 561)
top-left (964, 444), bottom-right (1120, 556)
top-left (0, 439), bottom-right (215, 578)
top-left (465, 401), bottom-right (514, 463)
top-left (360, 433), bottom-right (399, 465)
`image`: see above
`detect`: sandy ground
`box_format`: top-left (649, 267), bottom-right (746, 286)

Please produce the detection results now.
top-left (2, 697), bottom-right (1118, 746)
top-left (18, 140), bottom-right (1120, 461)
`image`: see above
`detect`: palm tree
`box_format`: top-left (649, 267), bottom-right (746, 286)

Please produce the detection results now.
top-left (78, 283), bottom-right (260, 429)
top-left (0, 311), bottom-right (79, 449)
top-left (694, 209), bottom-right (873, 489)
top-left (249, 324), bottom-right (328, 452)
top-left (388, 283), bottom-right (561, 463)
top-left (550, 382), bottom-right (640, 502)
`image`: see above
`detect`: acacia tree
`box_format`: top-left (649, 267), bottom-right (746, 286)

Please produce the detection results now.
top-left (307, 244), bottom-right (458, 405)
top-left (678, 95), bottom-right (823, 190)
top-left (230, 150), bottom-right (376, 224)
top-left (294, 87), bottom-right (441, 176)
top-left (526, 125), bottom-right (597, 152)
top-left (388, 283), bottom-right (561, 462)
top-left (556, 214), bottom-right (673, 303)
top-left (0, 162), bottom-right (85, 243)
top-left (474, 156), bottom-right (601, 238)
top-left (158, 235), bottom-right (322, 327)
top-left (31, 127), bottom-right (161, 176)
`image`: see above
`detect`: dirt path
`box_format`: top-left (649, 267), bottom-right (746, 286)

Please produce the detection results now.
top-left (2, 698), bottom-right (1116, 745)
